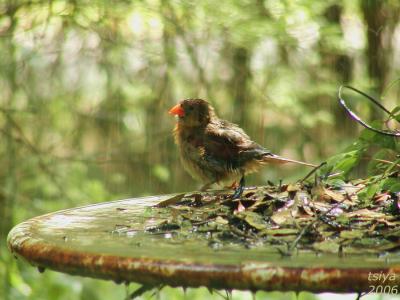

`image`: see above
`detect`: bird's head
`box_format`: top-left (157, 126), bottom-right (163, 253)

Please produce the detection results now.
top-left (168, 99), bottom-right (214, 127)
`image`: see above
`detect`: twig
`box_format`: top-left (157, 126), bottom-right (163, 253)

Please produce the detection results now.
top-left (298, 162), bottom-right (327, 184)
top-left (362, 157), bottom-right (400, 168)
top-left (128, 284), bottom-right (163, 300)
top-left (285, 195), bottom-right (349, 255)
top-left (355, 291), bottom-right (367, 300)
top-left (372, 158), bottom-right (400, 184)
top-left (338, 85), bottom-right (400, 137)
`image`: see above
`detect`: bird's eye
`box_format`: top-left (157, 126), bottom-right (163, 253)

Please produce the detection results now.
top-left (186, 106), bottom-right (193, 112)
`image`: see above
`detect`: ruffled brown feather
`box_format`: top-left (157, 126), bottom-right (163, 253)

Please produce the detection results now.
top-left (171, 99), bottom-right (315, 188)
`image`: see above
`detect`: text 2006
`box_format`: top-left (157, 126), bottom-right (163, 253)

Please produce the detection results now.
top-left (368, 285), bottom-right (398, 294)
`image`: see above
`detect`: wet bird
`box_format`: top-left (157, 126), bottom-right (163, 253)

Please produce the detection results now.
top-left (169, 99), bottom-right (316, 198)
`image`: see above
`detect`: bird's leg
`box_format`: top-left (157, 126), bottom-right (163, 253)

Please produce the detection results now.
top-left (225, 181), bottom-right (238, 189)
top-left (231, 176), bottom-right (245, 199)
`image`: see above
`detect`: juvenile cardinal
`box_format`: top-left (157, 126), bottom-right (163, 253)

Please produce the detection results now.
top-left (169, 99), bottom-right (316, 198)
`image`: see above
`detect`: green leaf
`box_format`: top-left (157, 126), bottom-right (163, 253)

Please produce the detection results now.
top-left (381, 178), bottom-right (400, 192)
top-left (333, 155), bottom-right (359, 174)
top-left (391, 106), bottom-right (400, 122)
top-left (367, 149), bottom-right (395, 175)
top-left (390, 184), bottom-right (400, 193)
top-left (326, 178), bottom-right (347, 188)
top-left (373, 135), bottom-right (396, 150)
top-left (358, 183), bottom-right (380, 203)
top-left (360, 127), bottom-right (377, 142)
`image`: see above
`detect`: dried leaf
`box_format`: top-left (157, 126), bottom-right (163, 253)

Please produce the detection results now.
top-left (240, 211), bottom-right (268, 230)
top-left (374, 192), bottom-right (391, 203)
top-left (145, 180), bottom-right (400, 254)
top-left (345, 209), bottom-right (387, 219)
top-left (323, 189), bottom-right (345, 202)
top-left (260, 228), bottom-right (298, 236)
top-left (271, 206), bottom-right (298, 225)
top-left (215, 216), bottom-right (229, 225)
top-left (155, 193), bottom-right (186, 208)
top-left (287, 183), bottom-right (301, 192)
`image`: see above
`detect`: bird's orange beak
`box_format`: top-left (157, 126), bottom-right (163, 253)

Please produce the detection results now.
top-left (168, 104), bottom-right (185, 117)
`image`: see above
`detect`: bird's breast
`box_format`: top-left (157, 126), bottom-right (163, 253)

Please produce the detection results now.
top-left (179, 141), bottom-right (210, 183)
top-left (174, 126), bottom-right (210, 182)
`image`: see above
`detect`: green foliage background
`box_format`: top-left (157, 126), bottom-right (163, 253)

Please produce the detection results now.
top-left (1, 0), bottom-right (399, 299)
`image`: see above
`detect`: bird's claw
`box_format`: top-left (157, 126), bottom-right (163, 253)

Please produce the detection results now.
top-left (231, 186), bottom-right (244, 199)
top-left (231, 176), bottom-right (245, 199)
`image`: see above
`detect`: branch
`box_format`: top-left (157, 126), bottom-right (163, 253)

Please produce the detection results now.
top-left (338, 85), bottom-right (400, 137)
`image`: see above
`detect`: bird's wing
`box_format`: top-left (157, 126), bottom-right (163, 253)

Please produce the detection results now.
top-left (203, 120), bottom-right (270, 170)
top-left (203, 120), bottom-right (316, 171)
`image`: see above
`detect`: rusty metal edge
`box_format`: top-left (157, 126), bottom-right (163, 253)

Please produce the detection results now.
top-left (8, 222), bottom-right (400, 294)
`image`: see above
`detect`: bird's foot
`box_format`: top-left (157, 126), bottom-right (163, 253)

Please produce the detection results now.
top-left (225, 181), bottom-right (238, 190)
top-left (231, 176), bottom-right (245, 199)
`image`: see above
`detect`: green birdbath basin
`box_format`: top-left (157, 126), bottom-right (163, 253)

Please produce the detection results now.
top-left (7, 190), bottom-right (400, 294)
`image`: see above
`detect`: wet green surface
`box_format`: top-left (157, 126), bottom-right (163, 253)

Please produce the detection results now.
top-left (7, 192), bottom-right (400, 292)
top-left (7, 194), bottom-right (397, 266)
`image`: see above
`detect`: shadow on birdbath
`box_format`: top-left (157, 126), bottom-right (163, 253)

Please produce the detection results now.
top-left (7, 184), bottom-right (400, 296)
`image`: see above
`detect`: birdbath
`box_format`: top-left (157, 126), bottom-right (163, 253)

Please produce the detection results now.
top-left (7, 192), bottom-right (400, 294)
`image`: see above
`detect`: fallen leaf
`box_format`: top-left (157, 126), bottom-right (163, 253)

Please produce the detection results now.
top-left (345, 209), bottom-right (387, 219)
top-left (271, 206), bottom-right (298, 225)
top-left (324, 188), bottom-right (345, 202)
top-left (240, 211), bottom-right (268, 230)
top-left (215, 216), bottom-right (229, 225)
top-left (260, 228), bottom-right (298, 236)
top-left (287, 183), bottom-right (301, 192)
top-left (155, 193), bottom-right (186, 208)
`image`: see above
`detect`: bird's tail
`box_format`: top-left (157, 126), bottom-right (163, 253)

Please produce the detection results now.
top-left (262, 154), bottom-right (317, 168)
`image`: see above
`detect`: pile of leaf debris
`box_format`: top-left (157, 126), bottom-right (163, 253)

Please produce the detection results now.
top-left (148, 175), bottom-right (400, 255)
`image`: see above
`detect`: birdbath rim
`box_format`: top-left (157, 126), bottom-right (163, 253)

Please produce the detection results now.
top-left (7, 193), bottom-right (400, 293)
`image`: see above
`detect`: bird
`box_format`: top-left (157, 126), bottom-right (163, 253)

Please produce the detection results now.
top-left (168, 99), bottom-right (316, 198)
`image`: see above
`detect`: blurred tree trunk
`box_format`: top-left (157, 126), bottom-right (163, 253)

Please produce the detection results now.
top-left (230, 46), bottom-right (252, 127)
top-left (323, 4), bottom-right (353, 83)
top-left (229, 0), bottom-right (270, 128)
top-left (322, 4), bottom-right (355, 133)
top-left (362, 0), bottom-right (388, 95)
top-left (228, 0), bottom-right (271, 138)
top-left (361, 0), bottom-right (398, 119)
